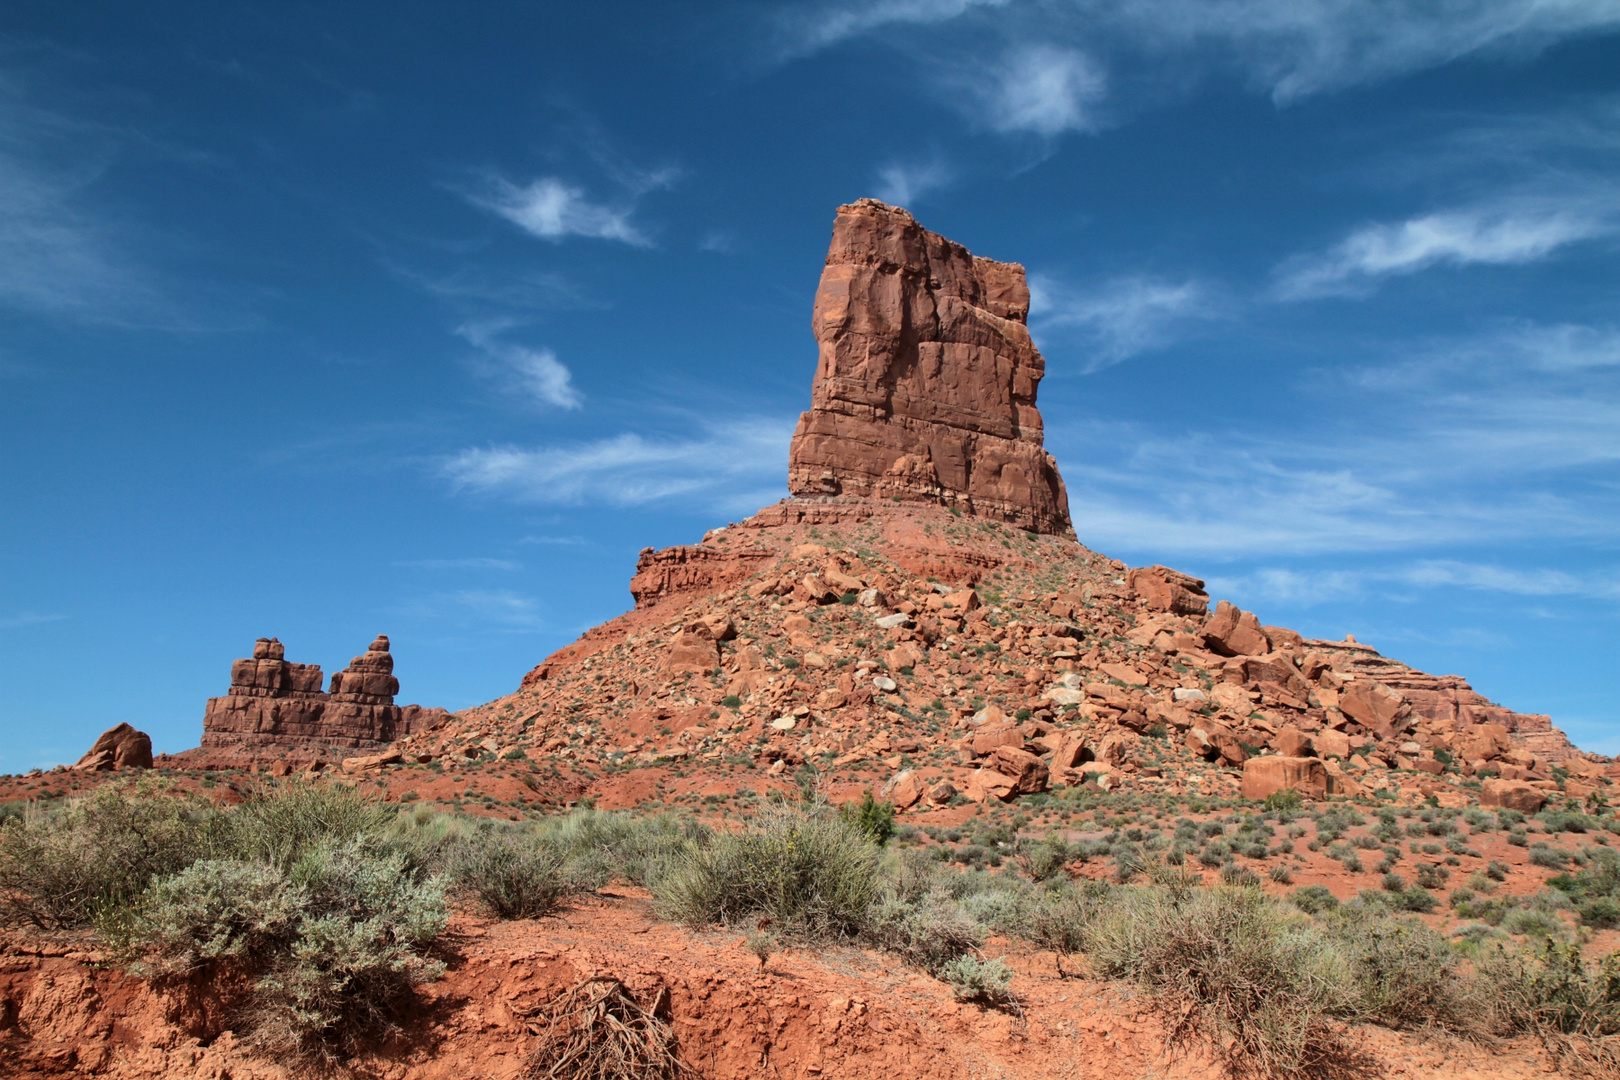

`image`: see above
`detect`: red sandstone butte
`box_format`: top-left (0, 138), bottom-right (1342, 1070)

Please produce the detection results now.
top-left (201, 635), bottom-right (449, 751)
top-left (786, 199), bottom-right (1071, 535)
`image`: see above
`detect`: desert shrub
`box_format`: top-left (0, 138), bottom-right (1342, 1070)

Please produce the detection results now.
top-left (864, 890), bottom-right (983, 972)
top-left (1291, 885), bottom-right (1338, 915)
top-left (838, 792), bottom-right (896, 846)
top-left (1019, 832), bottom-right (1071, 882)
top-left (652, 808), bottom-right (880, 938)
top-left (450, 828), bottom-right (577, 919)
top-left (228, 784), bottom-right (393, 871)
top-left (1479, 940), bottom-right (1620, 1074)
top-left (536, 809), bottom-right (710, 890)
top-left (0, 786), bottom-right (216, 929)
top-left (1024, 883), bottom-right (1108, 977)
top-left (939, 954), bottom-right (1016, 1007)
top-left (1086, 885), bottom-right (1355, 1077)
top-left (1546, 847), bottom-right (1620, 929)
top-left (250, 840), bottom-right (446, 1058)
top-left (1264, 789), bottom-right (1303, 812)
top-left (1328, 905), bottom-right (1477, 1031)
top-left (128, 838), bottom-right (446, 1061)
top-left (127, 859), bottom-right (303, 974)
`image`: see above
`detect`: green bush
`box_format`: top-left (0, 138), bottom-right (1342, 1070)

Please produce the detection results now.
top-left (939, 954), bottom-right (1016, 1007)
top-left (1479, 940), bottom-right (1620, 1073)
top-left (863, 891), bottom-right (982, 972)
top-left (653, 809), bottom-right (880, 938)
top-left (1086, 886), bottom-right (1355, 1076)
top-left (252, 841), bottom-right (446, 1058)
top-left (229, 784), bottom-right (393, 871)
top-left (127, 859), bottom-right (302, 975)
top-left (1328, 905), bottom-right (1477, 1031)
top-left (128, 838), bottom-right (446, 1061)
top-left (0, 786), bottom-right (216, 929)
top-left (449, 828), bottom-right (576, 919)
top-left (838, 792), bottom-right (896, 846)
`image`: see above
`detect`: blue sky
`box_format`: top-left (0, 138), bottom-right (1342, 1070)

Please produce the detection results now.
top-left (3, 1), bottom-right (1618, 770)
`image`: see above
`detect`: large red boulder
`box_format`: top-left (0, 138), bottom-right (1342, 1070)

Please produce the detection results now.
top-left (1127, 565), bottom-right (1209, 616)
top-left (74, 723), bottom-right (153, 771)
top-left (1480, 778), bottom-right (1547, 813)
top-left (1241, 756), bottom-right (1329, 801)
top-left (1338, 679), bottom-right (1408, 738)
top-left (1201, 601), bottom-right (1271, 657)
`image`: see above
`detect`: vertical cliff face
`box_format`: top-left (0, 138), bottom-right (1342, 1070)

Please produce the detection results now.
top-left (786, 199), bottom-right (1071, 535)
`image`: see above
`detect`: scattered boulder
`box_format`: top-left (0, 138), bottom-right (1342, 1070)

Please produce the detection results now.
top-left (341, 751), bottom-right (402, 773)
top-left (987, 746), bottom-right (1049, 795)
top-left (1314, 728), bottom-right (1352, 759)
top-left (1338, 679), bottom-right (1408, 738)
top-left (883, 770), bottom-right (926, 810)
top-left (1127, 565), bottom-right (1209, 616)
top-left (1241, 756), bottom-right (1329, 801)
top-left (1201, 601), bottom-right (1271, 657)
top-left (664, 624), bottom-right (720, 673)
top-left (1272, 727), bottom-right (1315, 758)
top-left (1480, 778), bottom-right (1547, 813)
top-left (74, 723), bottom-right (153, 771)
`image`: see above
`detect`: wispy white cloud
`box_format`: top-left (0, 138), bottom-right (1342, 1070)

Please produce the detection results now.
top-left (873, 158), bottom-right (953, 206)
top-left (0, 79), bottom-right (180, 326)
top-left (457, 321), bottom-right (582, 410)
top-left (972, 45), bottom-right (1107, 136)
top-left (1274, 197), bottom-right (1617, 298)
top-left (0, 612), bottom-right (68, 630)
top-left (392, 557), bottom-right (521, 571)
top-left (1050, 316), bottom-right (1620, 559)
top-left (440, 417), bottom-right (793, 513)
top-left (775, 0), bottom-right (1009, 57)
top-left (400, 589), bottom-right (547, 631)
top-left (468, 175), bottom-right (655, 246)
top-left (517, 534), bottom-right (591, 547)
top-left (1206, 561), bottom-right (1620, 607)
top-left (1031, 273), bottom-right (1210, 368)
top-left (774, 1), bottom-right (1620, 135)
top-left (1087, 0), bottom-right (1620, 103)
top-left (1487, 323), bottom-right (1620, 371)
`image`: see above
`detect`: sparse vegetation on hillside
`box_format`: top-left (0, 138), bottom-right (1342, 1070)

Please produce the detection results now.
top-left (6, 782), bottom-right (1620, 1077)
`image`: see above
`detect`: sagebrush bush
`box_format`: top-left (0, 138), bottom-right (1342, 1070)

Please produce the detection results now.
top-left (0, 786), bottom-right (216, 929)
top-left (1327, 904), bottom-right (1477, 1031)
top-left (653, 808), bottom-right (880, 937)
top-left (1086, 885), bottom-right (1355, 1077)
top-left (251, 840), bottom-right (447, 1059)
top-left (864, 890), bottom-right (982, 972)
top-left (449, 827), bottom-right (576, 919)
top-left (128, 859), bottom-right (303, 975)
top-left (229, 784), bottom-right (393, 871)
top-left (1479, 939), bottom-right (1620, 1074)
top-left (940, 954), bottom-right (1016, 1007)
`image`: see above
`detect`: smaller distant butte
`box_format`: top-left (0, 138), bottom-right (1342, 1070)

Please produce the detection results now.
top-left (200, 634), bottom-right (449, 752)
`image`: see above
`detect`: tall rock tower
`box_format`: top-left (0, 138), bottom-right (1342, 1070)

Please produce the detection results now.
top-left (786, 199), bottom-right (1071, 534)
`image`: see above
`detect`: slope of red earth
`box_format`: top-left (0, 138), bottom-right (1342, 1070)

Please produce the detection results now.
top-left (0, 890), bottom-right (1556, 1080)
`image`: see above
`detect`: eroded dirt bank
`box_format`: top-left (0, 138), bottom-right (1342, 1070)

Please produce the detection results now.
top-left (1, 890), bottom-right (1550, 1080)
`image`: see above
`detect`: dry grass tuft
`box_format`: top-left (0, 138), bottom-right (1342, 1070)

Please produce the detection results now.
top-left (524, 977), bottom-right (692, 1080)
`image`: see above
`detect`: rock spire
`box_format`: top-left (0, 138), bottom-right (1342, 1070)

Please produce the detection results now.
top-left (786, 199), bottom-right (1071, 534)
